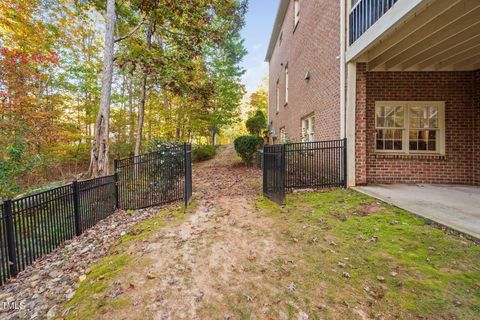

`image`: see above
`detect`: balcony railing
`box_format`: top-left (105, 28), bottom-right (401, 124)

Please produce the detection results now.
top-left (349, 0), bottom-right (399, 45)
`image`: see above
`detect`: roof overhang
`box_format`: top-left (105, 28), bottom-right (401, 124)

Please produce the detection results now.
top-left (265, 0), bottom-right (290, 62)
top-left (349, 0), bottom-right (480, 71)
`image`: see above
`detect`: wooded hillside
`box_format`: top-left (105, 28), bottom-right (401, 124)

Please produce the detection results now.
top-left (0, 0), bottom-right (248, 199)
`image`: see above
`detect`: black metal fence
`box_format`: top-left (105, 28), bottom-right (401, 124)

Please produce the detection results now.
top-left (262, 139), bottom-right (347, 205)
top-left (115, 144), bottom-right (192, 210)
top-left (256, 150), bottom-right (264, 170)
top-left (184, 144), bottom-right (193, 207)
top-left (0, 143), bottom-right (192, 285)
top-left (263, 145), bottom-right (286, 205)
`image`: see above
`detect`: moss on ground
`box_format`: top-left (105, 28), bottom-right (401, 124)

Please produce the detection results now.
top-left (115, 203), bottom-right (193, 249)
top-left (257, 189), bottom-right (480, 319)
top-left (63, 203), bottom-right (195, 319)
top-left (63, 254), bottom-right (132, 319)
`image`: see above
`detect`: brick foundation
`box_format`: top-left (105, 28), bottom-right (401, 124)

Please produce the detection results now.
top-left (356, 63), bottom-right (479, 185)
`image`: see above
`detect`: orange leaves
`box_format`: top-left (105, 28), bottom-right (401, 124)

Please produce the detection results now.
top-left (0, 48), bottom-right (59, 67)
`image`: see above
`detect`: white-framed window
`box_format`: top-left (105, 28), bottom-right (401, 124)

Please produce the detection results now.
top-left (276, 80), bottom-right (280, 113)
top-left (375, 101), bottom-right (445, 154)
top-left (285, 64), bottom-right (289, 105)
top-left (301, 114), bottom-right (315, 142)
top-left (280, 127), bottom-right (286, 143)
top-left (294, 0), bottom-right (300, 28)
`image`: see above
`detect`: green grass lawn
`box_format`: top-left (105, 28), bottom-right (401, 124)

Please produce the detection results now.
top-left (256, 189), bottom-right (480, 319)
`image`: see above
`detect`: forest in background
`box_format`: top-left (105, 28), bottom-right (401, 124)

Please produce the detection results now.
top-left (0, 0), bottom-right (267, 200)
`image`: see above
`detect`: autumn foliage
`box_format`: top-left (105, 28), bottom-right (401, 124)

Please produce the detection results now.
top-left (0, 0), bottom-right (247, 199)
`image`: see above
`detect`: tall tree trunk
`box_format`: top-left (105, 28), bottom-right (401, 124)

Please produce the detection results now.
top-left (128, 78), bottom-right (135, 145)
top-left (176, 109), bottom-right (181, 140)
top-left (88, 0), bottom-right (115, 178)
top-left (134, 22), bottom-right (154, 157)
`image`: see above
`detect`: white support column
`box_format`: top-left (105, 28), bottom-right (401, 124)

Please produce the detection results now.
top-left (339, 0), bottom-right (346, 139)
top-left (346, 62), bottom-right (357, 187)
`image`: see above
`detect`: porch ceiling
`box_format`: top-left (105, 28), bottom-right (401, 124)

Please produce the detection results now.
top-left (361, 0), bottom-right (480, 72)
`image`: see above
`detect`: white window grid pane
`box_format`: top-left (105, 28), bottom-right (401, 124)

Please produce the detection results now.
top-left (408, 105), bottom-right (439, 152)
top-left (375, 102), bottom-right (444, 154)
top-left (376, 105), bottom-right (404, 129)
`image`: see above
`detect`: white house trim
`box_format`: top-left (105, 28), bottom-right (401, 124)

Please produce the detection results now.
top-left (346, 0), bottom-right (426, 62)
top-left (265, 0), bottom-right (290, 62)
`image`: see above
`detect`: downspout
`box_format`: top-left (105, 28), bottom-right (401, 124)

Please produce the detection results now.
top-left (267, 62), bottom-right (271, 143)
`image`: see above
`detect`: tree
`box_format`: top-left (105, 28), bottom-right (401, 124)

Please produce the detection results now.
top-left (249, 78), bottom-right (268, 115)
top-left (88, 0), bottom-right (116, 177)
top-left (0, 0), bottom-right (250, 195)
top-left (134, 20), bottom-right (155, 157)
top-left (246, 110), bottom-right (267, 136)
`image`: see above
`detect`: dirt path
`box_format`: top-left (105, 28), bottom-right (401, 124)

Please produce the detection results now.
top-left (87, 145), bottom-right (290, 319)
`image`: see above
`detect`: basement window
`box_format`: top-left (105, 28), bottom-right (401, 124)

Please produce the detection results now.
top-left (301, 114), bottom-right (315, 142)
top-left (375, 101), bottom-right (445, 154)
top-left (280, 127), bottom-right (286, 143)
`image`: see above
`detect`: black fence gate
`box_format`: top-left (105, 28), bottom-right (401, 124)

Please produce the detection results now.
top-left (262, 139), bottom-right (347, 204)
top-left (263, 144), bottom-right (286, 205)
top-left (115, 143), bottom-right (192, 210)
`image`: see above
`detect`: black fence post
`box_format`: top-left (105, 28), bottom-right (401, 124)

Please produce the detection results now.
top-left (262, 145), bottom-right (267, 196)
top-left (183, 143), bottom-right (188, 208)
top-left (113, 159), bottom-right (120, 209)
top-left (343, 138), bottom-right (348, 188)
top-left (4, 200), bottom-right (18, 277)
top-left (72, 180), bottom-right (82, 236)
top-left (281, 144), bottom-right (286, 205)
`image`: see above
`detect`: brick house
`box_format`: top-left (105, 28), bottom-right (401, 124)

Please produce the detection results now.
top-left (266, 0), bottom-right (480, 187)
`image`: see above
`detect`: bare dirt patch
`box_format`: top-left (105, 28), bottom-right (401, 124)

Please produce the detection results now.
top-left (64, 145), bottom-right (297, 319)
top-left (60, 146), bottom-right (480, 320)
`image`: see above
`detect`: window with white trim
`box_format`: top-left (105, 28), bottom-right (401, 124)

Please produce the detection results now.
top-left (294, 0), bottom-right (300, 28)
top-left (375, 101), bottom-right (445, 154)
top-left (285, 64), bottom-right (289, 105)
top-left (280, 127), bottom-right (286, 143)
top-left (301, 115), bottom-right (315, 142)
top-left (276, 80), bottom-right (280, 113)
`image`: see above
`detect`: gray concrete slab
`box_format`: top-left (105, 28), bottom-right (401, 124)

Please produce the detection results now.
top-left (354, 184), bottom-right (480, 239)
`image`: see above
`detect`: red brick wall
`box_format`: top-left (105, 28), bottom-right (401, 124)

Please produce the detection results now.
top-left (355, 63), bottom-right (367, 184)
top-left (474, 70), bottom-right (480, 185)
top-left (268, 0), bottom-right (340, 142)
top-left (356, 63), bottom-right (478, 185)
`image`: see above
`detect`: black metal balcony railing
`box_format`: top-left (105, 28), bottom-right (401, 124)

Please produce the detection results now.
top-left (349, 0), bottom-right (399, 45)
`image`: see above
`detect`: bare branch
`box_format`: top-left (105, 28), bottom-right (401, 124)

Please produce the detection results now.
top-left (114, 20), bottom-right (146, 43)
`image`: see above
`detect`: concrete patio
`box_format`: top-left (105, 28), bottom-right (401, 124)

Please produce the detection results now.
top-left (355, 184), bottom-right (480, 239)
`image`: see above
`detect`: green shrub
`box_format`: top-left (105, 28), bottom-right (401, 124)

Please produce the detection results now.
top-left (145, 138), bottom-right (181, 153)
top-left (193, 144), bottom-right (216, 162)
top-left (246, 110), bottom-right (267, 136)
top-left (144, 138), bottom-right (184, 191)
top-left (234, 135), bottom-right (263, 166)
